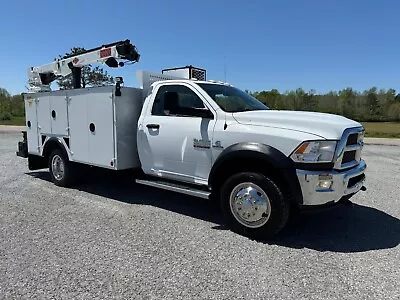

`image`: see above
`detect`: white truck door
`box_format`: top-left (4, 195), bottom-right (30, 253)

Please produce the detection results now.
top-left (138, 83), bottom-right (216, 184)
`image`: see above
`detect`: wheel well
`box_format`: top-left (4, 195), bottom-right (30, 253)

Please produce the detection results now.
top-left (42, 139), bottom-right (69, 162)
top-left (210, 157), bottom-right (295, 203)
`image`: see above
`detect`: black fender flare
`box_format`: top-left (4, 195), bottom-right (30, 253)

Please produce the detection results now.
top-left (209, 142), bottom-right (303, 205)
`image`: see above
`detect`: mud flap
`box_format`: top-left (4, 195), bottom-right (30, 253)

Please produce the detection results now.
top-left (28, 154), bottom-right (47, 170)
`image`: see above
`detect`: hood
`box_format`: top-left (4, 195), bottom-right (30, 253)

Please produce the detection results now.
top-left (232, 110), bottom-right (362, 139)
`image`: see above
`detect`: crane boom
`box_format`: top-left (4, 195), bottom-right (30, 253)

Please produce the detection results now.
top-left (28, 40), bottom-right (140, 93)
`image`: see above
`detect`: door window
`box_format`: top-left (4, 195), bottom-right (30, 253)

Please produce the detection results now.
top-left (152, 85), bottom-right (209, 117)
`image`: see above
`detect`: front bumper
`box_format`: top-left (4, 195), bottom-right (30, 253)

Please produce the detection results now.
top-left (296, 160), bottom-right (366, 206)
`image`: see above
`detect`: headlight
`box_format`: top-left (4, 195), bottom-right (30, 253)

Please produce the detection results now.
top-left (290, 141), bottom-right (337, 163)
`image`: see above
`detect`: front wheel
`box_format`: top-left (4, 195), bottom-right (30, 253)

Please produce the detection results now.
top-left (220, 172), bottom-right (290, 239)
top-left (48, 149), bottom-right (75, 187)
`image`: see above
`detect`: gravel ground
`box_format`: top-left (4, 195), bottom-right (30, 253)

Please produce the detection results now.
top-left (0, 126), bottom-right (25, 133)
top-left (0, 133), bottom-right (399, 299)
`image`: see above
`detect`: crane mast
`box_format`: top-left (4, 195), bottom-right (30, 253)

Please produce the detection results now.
top-left (28, 40), bottom-right (140, 93)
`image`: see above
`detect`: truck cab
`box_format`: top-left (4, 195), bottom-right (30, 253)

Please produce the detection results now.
top-left (135, 78), bottom-right (366, 237)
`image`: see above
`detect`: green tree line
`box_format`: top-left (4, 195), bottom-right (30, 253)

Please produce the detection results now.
top-left (251, 87), bottom-right (400, 122)
top-left (0, 88), bottom-right (24, 121)
top-left (2, 86), bottom-right (400, 122)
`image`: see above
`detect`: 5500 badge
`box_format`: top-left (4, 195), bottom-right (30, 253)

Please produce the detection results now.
top-left (193, 139), bottom-right (223, 149)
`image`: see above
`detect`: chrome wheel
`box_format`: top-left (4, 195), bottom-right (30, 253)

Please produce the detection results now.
top-left (229, 182), bottom-right (271, 228)
top-left (51, 154), bottom-right (65, 181)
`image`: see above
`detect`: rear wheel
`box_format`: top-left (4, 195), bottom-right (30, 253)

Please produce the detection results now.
top-left (220, 172), bottom-right (290, 239)
top-left (48, 149), bottom-right (75, 187)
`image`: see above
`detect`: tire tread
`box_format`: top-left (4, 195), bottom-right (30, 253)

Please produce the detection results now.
top-left (220, 172), bottom-right (290, 239)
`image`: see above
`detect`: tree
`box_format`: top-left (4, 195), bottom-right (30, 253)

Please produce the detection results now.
top-left (317, 91), bottom-right (339, 114)
top-left (0, 88), bottom-right (10, 97)
top-left (388, 103), bottom-right (400, 121)
top-left (366, 87), bottom-right (380, 119)
top-left (385, 88), bottom-right (397, 104)
top-left (294, 88), bottom-right (306, 110)
top-left (338, 88), bottom-right (357, 118)
top-left (302, 89), bottom-right (318, 111)
top-left (0, 88), bottom-right (12, 120)
top-left (56, 47), bottom-right (114, 89)
top-left (254, 89), bottom-right (281, 109)
top-left (11, 94), bottom-right (25, 117)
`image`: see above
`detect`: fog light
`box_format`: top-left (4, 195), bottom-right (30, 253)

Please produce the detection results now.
top-left (318, 180), bottom-right (333, 189)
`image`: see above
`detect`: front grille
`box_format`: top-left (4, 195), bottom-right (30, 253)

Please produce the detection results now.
top-left (346, 133), bottom-right (358, 145)
top-left (348, 174), bottom-right (365, 188)
top-left (342, 150), bottom-right (356, 164)
top-left (334, 127), bottom-right (364, 170)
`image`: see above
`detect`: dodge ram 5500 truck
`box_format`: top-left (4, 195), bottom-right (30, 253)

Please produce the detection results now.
top-left (16, 40), bottom-right (367, 239)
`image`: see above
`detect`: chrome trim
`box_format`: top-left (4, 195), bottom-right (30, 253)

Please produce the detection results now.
top-left (333, 126), bottom-right (365, 170)
top-left (296, 160), bottom-right (366, 206)
top-left (136, 179), bottom-right (210, 199)
top-left (51, 154), bottom-right (65, 180)
top-left (229, 182), bottom-right (271, 228)
top-left (345, 144), bottom-right (362, 151)
top-left (340, 161), bottom-right (359, 170)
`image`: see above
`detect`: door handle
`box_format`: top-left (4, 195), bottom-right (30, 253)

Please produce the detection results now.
top-left (146, 124), bottom-right (160, 129)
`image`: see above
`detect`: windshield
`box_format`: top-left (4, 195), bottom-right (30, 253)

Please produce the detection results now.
top-left (196, 83), bottom-right (269, 112)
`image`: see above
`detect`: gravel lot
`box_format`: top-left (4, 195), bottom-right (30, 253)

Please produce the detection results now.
top-left (0, 132), bottom-right (399, 299)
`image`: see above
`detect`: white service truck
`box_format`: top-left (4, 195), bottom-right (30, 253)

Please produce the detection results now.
top-left (16, 39), bottom-right (367, 239)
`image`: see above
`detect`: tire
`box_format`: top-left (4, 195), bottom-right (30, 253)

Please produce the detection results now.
top-left (48, 149), bottom-right (75, 187)
top-left (220, 172), bottom-right (290, 240)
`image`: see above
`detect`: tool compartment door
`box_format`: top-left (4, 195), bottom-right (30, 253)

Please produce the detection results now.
top-left (50, 92), bottom-right (69, 136)
top-left (68, 91), bottom-right (89, 163)
top-left (36, 95), bottom-right (52, 137)
top-left (87, 90), bottom-right (115, 167)
top-left (68, 87), bottom-right (115, 168)
top-left (24, 95), bottom-right (39, 154)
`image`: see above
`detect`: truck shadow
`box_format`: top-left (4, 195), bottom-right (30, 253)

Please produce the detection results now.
top-left (271, 204), bottom-right (400, 253)
top-left (28, 169), bottom-right (222, 227)
top-left (28, 170), bottom-right (399, 253)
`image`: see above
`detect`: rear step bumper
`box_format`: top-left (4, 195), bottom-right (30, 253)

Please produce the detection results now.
top-left (136, 179), bottom-right (210, 199)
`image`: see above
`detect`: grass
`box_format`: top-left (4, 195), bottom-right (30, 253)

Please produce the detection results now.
top-left (0, 117), bottom-right (26, 126)
top-left (362, 122), bottom-right (400, 138)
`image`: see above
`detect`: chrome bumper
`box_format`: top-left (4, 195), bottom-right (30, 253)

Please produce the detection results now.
top-left (296, 160), bottom-right (367, 206)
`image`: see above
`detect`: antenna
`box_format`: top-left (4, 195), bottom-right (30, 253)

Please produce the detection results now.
top-left (224, 56), bottom-right (227, 83)
top-left (223, 56), bottom-right (228, 130)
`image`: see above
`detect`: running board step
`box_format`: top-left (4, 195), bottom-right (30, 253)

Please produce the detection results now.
top-left (135, 179), bottom-right (210, 199)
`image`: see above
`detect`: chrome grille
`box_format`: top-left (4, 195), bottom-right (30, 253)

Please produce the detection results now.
top-left (342, 150), bottom-right (357, 164)
top-left (346, 133), bottom-right (358, 146)
top-left (334, 127), bottom-right (364, 170)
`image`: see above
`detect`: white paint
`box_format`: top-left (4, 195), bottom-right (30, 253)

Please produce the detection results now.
top-left (24, 73), bottom-right (365, 201)
top-left (232, 110), bottom-right (362, 140)
top-left (24, 96), bottom-right (39, 154)
top-left (138, 82), bottom-right (217, 183)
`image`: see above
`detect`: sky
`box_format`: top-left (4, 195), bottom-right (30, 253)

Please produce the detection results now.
top-left (0, 0), bottom-right (397, 95)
